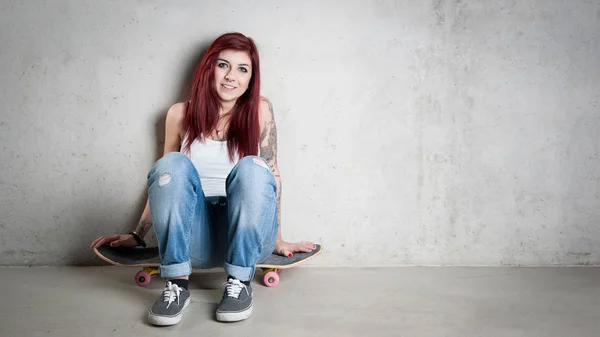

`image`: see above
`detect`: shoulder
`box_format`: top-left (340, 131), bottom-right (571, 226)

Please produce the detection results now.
top-left (165, 102), bottom-right (187, 138)
top-left (166, 102), bottom-right (187, 122)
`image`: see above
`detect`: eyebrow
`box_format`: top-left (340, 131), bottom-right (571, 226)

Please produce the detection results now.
top-left (217, 58), bottom-right (251, 68)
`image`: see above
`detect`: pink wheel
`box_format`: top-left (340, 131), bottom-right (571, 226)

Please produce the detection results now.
top-left (263, 271), bottom-right (280, 287)
top-left (135, 270), bottom-right (152, 287)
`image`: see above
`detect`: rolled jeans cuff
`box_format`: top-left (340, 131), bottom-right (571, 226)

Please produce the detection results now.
top-left (160, 261), bottom-right (192, 278)
top-left (224, 262), bottom-right (254, 282)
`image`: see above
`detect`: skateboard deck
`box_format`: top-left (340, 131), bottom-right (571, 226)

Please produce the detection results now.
top-left (93, 244), bottom-right (322, 287)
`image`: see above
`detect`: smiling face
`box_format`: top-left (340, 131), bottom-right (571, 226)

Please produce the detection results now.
top-left (214, 49), bottom-right (253, 105)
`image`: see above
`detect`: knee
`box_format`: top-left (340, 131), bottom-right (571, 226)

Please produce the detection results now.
top-left (148, 152), bottom-right (197, 185)
top-left (228, 156), bottom-right (275, 187)
top-left (238, 156), bottom-right (271, 173)
top-left (151, 152), bottom-right (193, 173)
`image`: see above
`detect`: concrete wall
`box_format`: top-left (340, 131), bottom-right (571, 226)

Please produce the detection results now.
top-left (1, 0), bottom-right (599, 266)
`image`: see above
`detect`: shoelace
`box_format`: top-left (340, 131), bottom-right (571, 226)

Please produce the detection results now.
top-left (163, 281), bottom-right (182, 308)
top-left (224, 279), bottom-right (247, 299)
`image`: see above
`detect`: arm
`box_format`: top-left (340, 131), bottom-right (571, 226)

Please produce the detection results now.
top-left (134, 102), bottom-right (186, 239)
top-left (91, 102), bottom-right (186, 248)
top-left (258, 98), bottom-right (315, 256)
top-left (258, 98), bottom-right (282, 237)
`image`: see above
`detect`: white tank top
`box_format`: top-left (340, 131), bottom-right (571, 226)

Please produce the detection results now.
top-left (182, 135), bottom-right (239, 197)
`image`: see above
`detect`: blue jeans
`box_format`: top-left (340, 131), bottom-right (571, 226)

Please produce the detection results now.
top-left (146, 152), bottom-right (279, 282)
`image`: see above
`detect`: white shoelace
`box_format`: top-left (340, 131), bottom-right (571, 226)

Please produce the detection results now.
top-left (163, 281), bottom-right (182, 308)
top-left (224, 279), bottom-right (247, 299)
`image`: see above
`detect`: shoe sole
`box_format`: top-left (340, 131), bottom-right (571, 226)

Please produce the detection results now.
top-left (147, 297), bottom-right (191, 326)
top-left (216, 304), bottom-right (253, 322)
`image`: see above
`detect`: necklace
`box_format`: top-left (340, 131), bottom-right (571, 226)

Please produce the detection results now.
top-left (215, 123), bottom-right (227, 138)
top-left (215, 112), bottom-right (232, 139)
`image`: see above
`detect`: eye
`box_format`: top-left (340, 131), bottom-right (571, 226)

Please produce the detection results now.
top-left (217, 62), bottom-right (228, 68)
top-left (239, 67), bottom-right (248, 73)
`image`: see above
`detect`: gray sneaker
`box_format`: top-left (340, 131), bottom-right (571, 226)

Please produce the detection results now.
top-left (216, 278), bottom-right (253, 322)
top-left (148, 281), bottom-right (191, 326)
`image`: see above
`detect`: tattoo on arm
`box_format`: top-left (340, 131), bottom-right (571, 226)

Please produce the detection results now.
top-left (135, 220), bottom-right (153, 239)
top-left (259, 98), bottom-right (282, 226)
top-left (259, 100), bottom-right (277, 164)
top-left (275, 180), bottom-right (282, 226)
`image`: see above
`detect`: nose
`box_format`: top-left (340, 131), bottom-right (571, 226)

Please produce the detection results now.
top-left (225, 70), bottom-right (235, 82)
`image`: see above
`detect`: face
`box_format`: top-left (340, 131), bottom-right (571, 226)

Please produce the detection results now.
top-left (214, 49), bottom-right (252, 104)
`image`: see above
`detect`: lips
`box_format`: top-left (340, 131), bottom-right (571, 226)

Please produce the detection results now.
top-left (221, 84), bottom-right (236, 90)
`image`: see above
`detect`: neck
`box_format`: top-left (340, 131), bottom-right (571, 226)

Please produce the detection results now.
top-left (219, 100), bottom-right (236, 115)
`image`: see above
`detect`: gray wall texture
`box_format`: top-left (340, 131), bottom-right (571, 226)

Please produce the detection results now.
top-left (1, 0), bottom-right (599, 266)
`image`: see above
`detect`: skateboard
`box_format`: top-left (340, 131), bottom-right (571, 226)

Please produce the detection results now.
top-left (93, 244), bottom-right (323, 288)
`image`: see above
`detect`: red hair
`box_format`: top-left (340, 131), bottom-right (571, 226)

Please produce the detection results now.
top-left (181, 32), bottom-right (261, 161)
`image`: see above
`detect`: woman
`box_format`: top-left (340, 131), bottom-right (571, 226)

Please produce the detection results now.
top-left (90, 32), bottom-right (316, 326)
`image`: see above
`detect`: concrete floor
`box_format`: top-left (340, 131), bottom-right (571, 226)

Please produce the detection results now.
top-left (1, 267), bottom-right (600, 337)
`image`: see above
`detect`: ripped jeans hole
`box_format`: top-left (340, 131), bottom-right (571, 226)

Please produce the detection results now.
top-left (253, 158), bottom-right (270, 170)
top-left (159, 173), bottom-right (171, 186)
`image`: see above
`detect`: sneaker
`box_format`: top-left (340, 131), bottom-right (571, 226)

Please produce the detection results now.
top-left (215, 277), bottom-right (253, 322)
top-left (147, 281), bottom-right (191, 326)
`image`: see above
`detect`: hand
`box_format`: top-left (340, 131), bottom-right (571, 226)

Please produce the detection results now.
top-left (274, 239), bottom-right (316, 258)
top-left (90, 234), bottom-right (138, 249)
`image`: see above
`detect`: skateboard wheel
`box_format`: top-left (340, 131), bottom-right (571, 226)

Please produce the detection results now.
top-left (135, 270), bottom-right (152, 287)
top-left (263, 271), bottom-right (279, 287)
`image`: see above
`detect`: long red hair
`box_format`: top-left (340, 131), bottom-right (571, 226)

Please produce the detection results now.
top-left (181, 32), bottom-right (261, 161)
